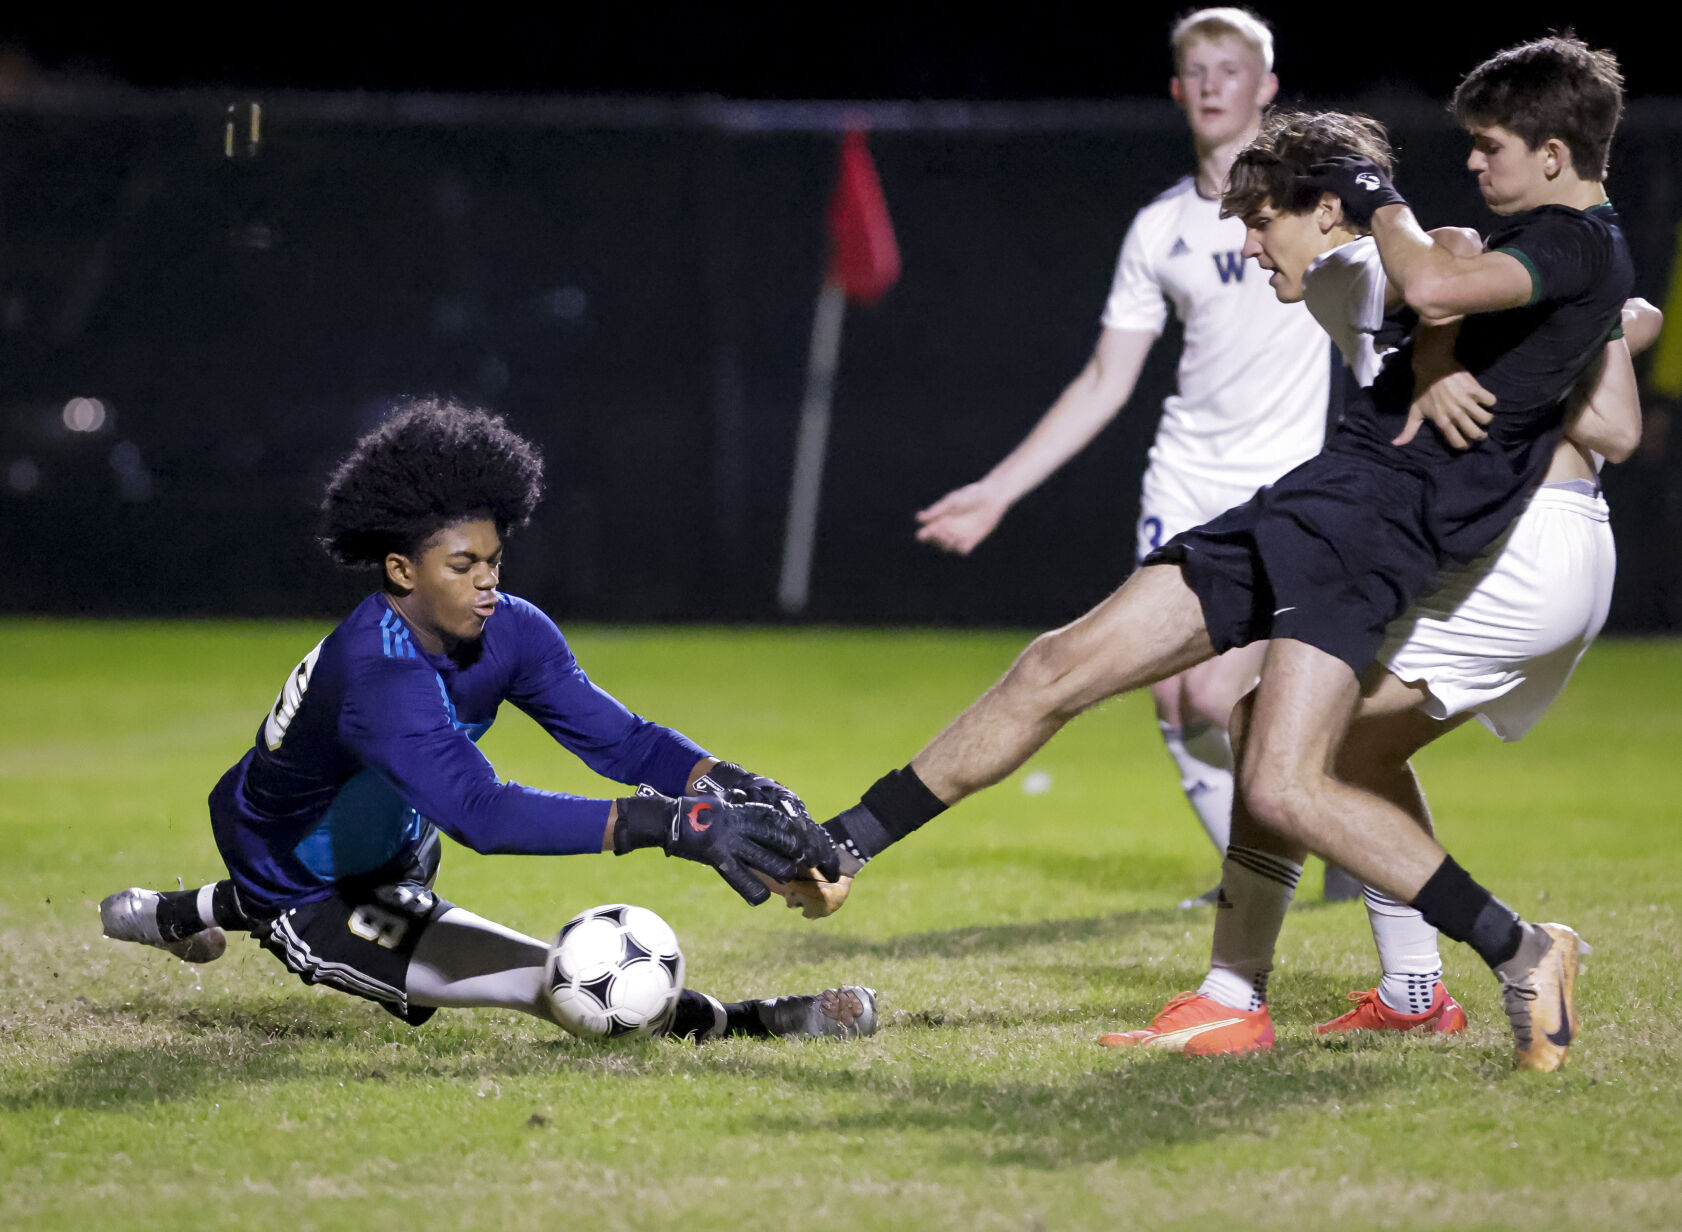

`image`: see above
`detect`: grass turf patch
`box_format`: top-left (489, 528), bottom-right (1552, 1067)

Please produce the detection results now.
top-left (2, 621), bottom-right (1679, 1230)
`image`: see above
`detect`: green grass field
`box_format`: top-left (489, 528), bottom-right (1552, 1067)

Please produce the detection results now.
top-left (3, 620), bottom-right (1680, 1231)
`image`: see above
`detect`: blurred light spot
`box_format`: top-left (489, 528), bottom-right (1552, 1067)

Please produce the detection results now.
top-left (63, 397), bottom-right (107, 433)
top-left (7, 458), bottom-right (40, 493)
top-left (110, 440), bottom-right (143, 474)
top-left (544, 286), bottom-right (588, 321)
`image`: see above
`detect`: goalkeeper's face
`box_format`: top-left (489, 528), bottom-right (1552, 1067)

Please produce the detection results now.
top-left (384, 518), bottom-right (503, 652)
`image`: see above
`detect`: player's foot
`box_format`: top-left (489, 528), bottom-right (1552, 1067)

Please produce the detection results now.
top-left (1494, 922), bottom-right (1588, 1072)
top-left (1098, 992), bottom-right (1273, 1055)
top-left (1176, 884), bottom-right (1222, 910)
top-left (99, 887), bottom-right (226, 963)
top-left (754, 986), bottom-right (878, 1038)
top-left (1322, 864), bottom-right (1363, 902)
top-left (1315, 981), bottom-right (1468, 1035)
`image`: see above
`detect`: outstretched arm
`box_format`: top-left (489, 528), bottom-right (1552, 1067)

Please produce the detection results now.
top-left (915, 327), bottom-right (1156, 554)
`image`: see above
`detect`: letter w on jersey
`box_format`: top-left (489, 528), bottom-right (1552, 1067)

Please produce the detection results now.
top-left (1212, 251), bottom-right (1246, 284)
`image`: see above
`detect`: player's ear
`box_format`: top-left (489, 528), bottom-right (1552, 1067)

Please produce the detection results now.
top-left (1316, 192), bottom-right (1343, 233)
top-left (1541, 137), bottom-right (1569, 180)
top-left (1169, 76), bottom-right (1186, 107)
top-left (1255, 72), bottom-right (1278, 108)
top-left (384, 551), bottom-right (416, 593)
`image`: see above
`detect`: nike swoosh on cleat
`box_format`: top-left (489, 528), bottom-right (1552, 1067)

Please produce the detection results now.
top-left (1545, 988), bottom-right (1573, 1047)
top-left (1140, 1017), bottom-right (1249, 1048)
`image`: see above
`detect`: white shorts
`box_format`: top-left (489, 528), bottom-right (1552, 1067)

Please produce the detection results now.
top-left (1135, 462), bottom-right (1266, 566)
top-left (1377, 484), bottom-right (1614, 742)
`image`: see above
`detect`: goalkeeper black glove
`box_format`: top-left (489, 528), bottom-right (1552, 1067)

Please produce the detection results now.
top-left (613, 789), bottom-right (813, 905)
top-left (1304, 155), bottom-right (1408, 228)
top-left (693, 762), bottom-right (841, 881)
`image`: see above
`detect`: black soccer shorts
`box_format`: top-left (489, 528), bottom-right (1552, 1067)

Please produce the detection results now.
top-left (251, 835), bottom-right (454, 1026)
top-left (1146, 452), bottom-right (1441, 674)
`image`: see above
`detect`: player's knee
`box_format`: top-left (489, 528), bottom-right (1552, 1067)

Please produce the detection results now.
top-left (1237, 760), bottom-right (1317, 843)
top-left (1010, 629), bottom-right (1091, 720)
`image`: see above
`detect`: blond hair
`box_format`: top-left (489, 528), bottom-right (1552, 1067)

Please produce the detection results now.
top-left (1171, 7), bottom-right (1274, 72)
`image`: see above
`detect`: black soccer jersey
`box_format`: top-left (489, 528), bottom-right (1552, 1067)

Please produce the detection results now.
top-left (1334, 201), bottom-right (1632, 562)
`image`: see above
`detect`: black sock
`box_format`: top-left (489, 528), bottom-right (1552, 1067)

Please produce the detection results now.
top-left (154, 889), bottom-right (207, 942)
top-left (210, 880), bottom-right (251, 930)
top-left (824, 765), bottom-right (948, 865)
top-left (1409, 856), bottom-right (1523, 969)
top-left (154, 880), bottom-right (249, 941)
top-left (668, 990), bottom-right (769, 1040)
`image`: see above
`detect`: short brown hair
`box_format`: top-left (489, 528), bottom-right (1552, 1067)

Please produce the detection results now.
top-left (1221, 110), bottom-right (1395, 226)
top-left (1452, 35), bottom-right (1624, 180)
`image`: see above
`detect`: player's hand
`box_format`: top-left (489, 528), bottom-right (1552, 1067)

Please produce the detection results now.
top-left (915, 482), bottom-right (1009, 555)
top-left (613, 791), bottom-right (812, 905)
top-left (1303, 155), bottom-right (1407, 228)
top-left (692, 761), bottom-right (841, 882)
top-left (1402, 358), bottom-right (1496, 449)
top-left (750, 868), bottom-right (855, 919)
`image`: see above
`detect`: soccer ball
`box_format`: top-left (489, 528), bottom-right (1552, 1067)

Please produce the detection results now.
top-left (544, 903), bottom-right (685, 1039)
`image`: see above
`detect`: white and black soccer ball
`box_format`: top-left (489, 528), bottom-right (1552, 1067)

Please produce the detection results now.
top-left (544, 903), bottom-right (685, 1039)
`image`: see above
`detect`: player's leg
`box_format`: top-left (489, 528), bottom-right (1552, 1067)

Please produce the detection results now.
top-left (100, 879), bottom-right (251, 963)
top-left (915, 564), bottom-right (1215, 803)
top-left (1155, 641), bottom-right (1265, 867)
top-left (1240, 639), bottom-right (1583, 1070)
top-left (1315, 681), bottom-right (1469, 1034)
top-left (1103, 689), bottom-right (1299, 1053)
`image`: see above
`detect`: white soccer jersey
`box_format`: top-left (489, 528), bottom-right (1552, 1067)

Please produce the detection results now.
top-left (1302, 236), bottom-right (1392, 386)
top-left (1102, 176), bottom-right (1331, 490)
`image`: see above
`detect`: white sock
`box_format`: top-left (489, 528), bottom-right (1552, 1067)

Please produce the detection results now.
top-left (405, 906), bottom-right (556, 1021)
top-left (1160, 720), bottom-right (1234, 854)
top-left (1364, 887), bottom-right (1444, 1015)
top-left (1197, 845), bottom-right (1302, 1011)
top-left (195, 884), bottom-right (219, 929)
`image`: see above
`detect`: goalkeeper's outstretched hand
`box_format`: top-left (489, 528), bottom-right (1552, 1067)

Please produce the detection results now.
top-left (614, 790), bottom-right (821, 905)
top-left (694, 761), bottom-right (841, 882)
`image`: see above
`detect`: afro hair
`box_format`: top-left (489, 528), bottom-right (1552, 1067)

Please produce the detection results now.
top-left (318, 398), bottom-right (545, 568)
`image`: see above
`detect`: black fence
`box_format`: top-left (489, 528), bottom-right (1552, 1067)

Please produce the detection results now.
top-left (5, 86), bottom-right (1680, 629)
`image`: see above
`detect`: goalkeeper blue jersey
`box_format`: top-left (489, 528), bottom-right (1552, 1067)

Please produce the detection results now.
top-left (209, 591), bottom-right (708, 915)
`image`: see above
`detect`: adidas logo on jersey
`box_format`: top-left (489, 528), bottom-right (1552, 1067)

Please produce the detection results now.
top-left (1168, 237), bottom-right (1191, 258)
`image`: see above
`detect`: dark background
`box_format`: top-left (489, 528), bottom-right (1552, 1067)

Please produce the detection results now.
top-left (3, 6), bottom-right (1678, 629)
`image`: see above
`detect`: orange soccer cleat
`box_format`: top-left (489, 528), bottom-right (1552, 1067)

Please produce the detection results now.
top-left (1098, 992), bottom-right (1274, 1055)
top-left (1315, 981), bottom-right (1468, 1036)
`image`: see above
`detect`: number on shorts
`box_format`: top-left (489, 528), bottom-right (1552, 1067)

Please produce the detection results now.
top-left (1141, 516), bottom-right (1165, 551)
top-left (348, 904), bottom-right (409, 950)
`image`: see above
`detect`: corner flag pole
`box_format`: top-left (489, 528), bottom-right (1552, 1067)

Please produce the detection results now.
top-left (777, 129), bottom-right (900, 614)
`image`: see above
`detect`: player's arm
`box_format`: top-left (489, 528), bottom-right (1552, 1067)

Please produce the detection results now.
top-left (1392, 225), bottom-right (1504, 448)
top-left (1307, 156), bottom-right (1531, 319)
top-left (1371, 207), bottom-right (1533, 321)
top-left (1562, 300), bottom-right (1660, 465)
top-left (915, 326), bottom-right (1157, 555)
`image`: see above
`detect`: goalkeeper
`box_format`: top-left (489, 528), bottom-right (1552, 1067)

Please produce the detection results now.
top-left (99, 399), bottom-right (875, 1041)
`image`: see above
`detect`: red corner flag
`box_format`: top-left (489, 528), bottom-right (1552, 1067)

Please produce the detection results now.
top-left (826, 130), bottom-right (900, 305)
